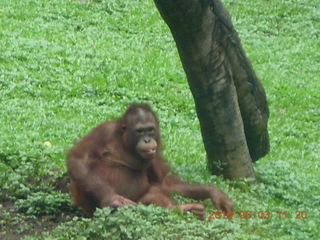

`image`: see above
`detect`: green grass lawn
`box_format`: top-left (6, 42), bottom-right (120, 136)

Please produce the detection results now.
top-left (0, 0), bottom-right (319, 239)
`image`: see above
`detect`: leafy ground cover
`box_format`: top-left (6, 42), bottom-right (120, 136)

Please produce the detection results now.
top-left (0, 0), bottom-right (319, 239)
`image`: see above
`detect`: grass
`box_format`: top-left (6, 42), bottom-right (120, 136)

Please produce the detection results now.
top-left (0, 0), bottom-right (319, 239)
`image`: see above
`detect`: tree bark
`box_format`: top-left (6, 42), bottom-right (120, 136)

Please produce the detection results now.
top-left (154, 0), bottom-right (270, 181)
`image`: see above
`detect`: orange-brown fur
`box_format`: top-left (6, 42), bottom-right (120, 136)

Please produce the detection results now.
top-left (67, 104), bottom-right (233, 219)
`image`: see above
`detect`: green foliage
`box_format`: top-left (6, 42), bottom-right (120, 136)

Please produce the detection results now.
top-left (0, 0), bottom-right (319, 239)
top-left (16, 192), bottom-right (72, 215)
top-left (49, 206), bottom-right (233, 240)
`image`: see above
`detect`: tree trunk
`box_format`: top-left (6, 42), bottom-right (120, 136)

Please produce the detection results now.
top-left (154, 0), bottom-right (270, 181)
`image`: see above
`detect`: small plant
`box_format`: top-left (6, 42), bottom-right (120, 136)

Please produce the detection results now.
top-left (16, 192), bottom-right (72, 216)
